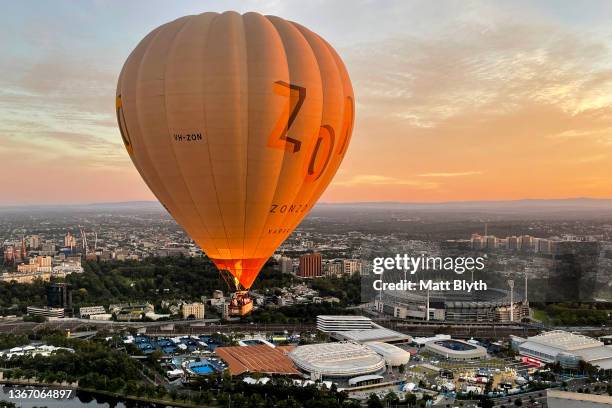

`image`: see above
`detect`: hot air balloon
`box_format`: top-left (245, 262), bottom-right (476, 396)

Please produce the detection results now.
top-left (116, 11), bottom-right (354, 315)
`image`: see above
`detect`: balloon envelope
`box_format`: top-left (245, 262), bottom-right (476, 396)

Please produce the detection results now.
top-left (116, 11), bottom-right (354, 289)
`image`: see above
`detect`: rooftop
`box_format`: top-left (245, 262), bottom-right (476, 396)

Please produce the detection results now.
top-left (215, 345), bottom-right (300, 376)
top-left (317, 315), bottom-right (372, 321)
top-left (548, 390), bottom-right (612, 404)
top-left (528, 330), bottom-right (603, 351)
top-left (289, 342), bottom-right (385, 376)
top-left (332, 328), bottom-right (411, 343)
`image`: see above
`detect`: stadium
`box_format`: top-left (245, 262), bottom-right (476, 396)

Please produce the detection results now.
top-left (374, 286), bottom-right (527, 322)
top-left (512, 330), bottom-right (612, 370)
top-left (288, 342), bottom-right (386, 380)
top-left (423, 339), bottom-right (488, 360)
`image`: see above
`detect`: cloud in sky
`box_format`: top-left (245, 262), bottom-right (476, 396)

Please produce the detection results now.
top-left (418, 171), bottom-right (483, 178)
top-left (335, 175), bottom-right (439, 189)
top-left (1, 0), bottom-right (611, 204)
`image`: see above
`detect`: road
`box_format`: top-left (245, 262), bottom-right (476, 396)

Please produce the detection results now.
top-left (0, 317), bottom-right (318, 335)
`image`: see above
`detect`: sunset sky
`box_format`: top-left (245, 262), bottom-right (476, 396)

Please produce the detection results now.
top-left (2, 0), bottom-right (612, 205)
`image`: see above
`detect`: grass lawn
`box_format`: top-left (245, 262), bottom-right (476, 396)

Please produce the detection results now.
top-left (532, 309), bottom-right (550, 324)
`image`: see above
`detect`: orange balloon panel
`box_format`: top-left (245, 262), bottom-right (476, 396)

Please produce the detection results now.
top-left (116, 11), bottom-right (354, 289)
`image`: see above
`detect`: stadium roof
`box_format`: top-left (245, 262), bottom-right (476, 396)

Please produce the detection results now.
top-left (574, 345), bottom-right (612, 361)
top-left (216, 345), bottom-right (300, 376)
top-left (289, 342), bottom-right (385, 377)
top-left (527, 330), bottom-right (603, 351)
top-left (548, 390), bottom-right (612, 404)
top-left (518, 331), bottom-right (612, 369)
top-left (332, 328), bottom-right (411, 343)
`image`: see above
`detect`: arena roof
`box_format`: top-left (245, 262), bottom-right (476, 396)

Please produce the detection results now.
top-left (215, 345), bottom-right (300, 376)
top-left (526, 330), bottom-right (603, 351)
top-left (548, 390), bottom-right (612, 404)
top-left (574, 345), bottom-right (612, 361)
top-left (289, 342), bottom-right (386, 378)
top-left (332, 328), bottom-right (411, 343)
top-left (517, 331), bottom-right (612, 369)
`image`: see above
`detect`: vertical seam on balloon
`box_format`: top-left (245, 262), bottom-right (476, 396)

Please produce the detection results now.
top-left (162, 15), bottom-right (223, 259)
top-left (132, 23), bottom-right (187, 225)
top-left (202, 12), bottom-right (233, 265)
top-left (249, 16), bottom-right (294, 263)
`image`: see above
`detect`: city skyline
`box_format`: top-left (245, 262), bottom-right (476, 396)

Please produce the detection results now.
top-left (2, 0), bottom-right (612, 205)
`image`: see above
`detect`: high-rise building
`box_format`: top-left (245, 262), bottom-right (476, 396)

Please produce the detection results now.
top-left (508, 236), bottom-right (519, 250)
top-left (485, 236), bottom-right (497, 250)
top-left (534, 238), bottom-right (551, 254)
top-left (20, 237), bottom-right (27, 260)
top-left (38, 256), bottom-right (52, 267)
top-left (298, 252), bottom-right (322, 278)
top-left (3, 246), bottom-right (15, 265)
top-left (519, 235), bottom-right (533, 252)
top-left (325, 261), bottom-right (343, 277)
top-left (40, 241), bottom-right (56, 256)
top-left (471, 234), bottom-right (484, 250)
top-left (28, 235), bottom-right (40, 250)
top-left (343, 259), bottom-right (362, 275)
top-left (548, 241), bottom-right (600, 302)
top-left (64, 232), bottom-right (76, 250)
top-left (280, 256), bottom-right (293, 274)
top-left (47, 283), bottom-right (73, 311)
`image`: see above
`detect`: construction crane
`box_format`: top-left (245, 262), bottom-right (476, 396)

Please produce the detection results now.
top-left (78, 226), bottom-right (88, 254)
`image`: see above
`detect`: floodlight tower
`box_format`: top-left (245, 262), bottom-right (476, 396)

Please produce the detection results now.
top-left (426, 289), bottom-right (430, 321)
top-left (524, 271), bottom-right (528, 306)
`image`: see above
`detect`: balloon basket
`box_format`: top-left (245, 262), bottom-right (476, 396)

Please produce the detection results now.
top-left (229, 290), bottom-right (253, 316)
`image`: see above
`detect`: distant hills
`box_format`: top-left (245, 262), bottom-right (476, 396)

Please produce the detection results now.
top-left (317, 198), bottom-right (612, 210)
top-left (1, 198), bottom-right (611, 215)
top-left (0, 201), bottom-right (164, 212)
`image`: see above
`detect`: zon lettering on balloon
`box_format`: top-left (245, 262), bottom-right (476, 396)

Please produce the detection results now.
top-left (269, 203), bottom-right (309, 214)
top-left (268, 81), bottom-right (353, 182)
top-left (268, 227), bottom-right (291, 235)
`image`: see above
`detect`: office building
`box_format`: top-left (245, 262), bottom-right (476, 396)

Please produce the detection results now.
top-left (26, 306), bottom-right (65, 318)
top-left (181, 302), bottom-right (205, 319)
top-left (47, 283), bottom-right (73, 311)
top-left (298, 252), bottom-right (322, 278)
top-left (324, 261), bottom-right (343, 277)
top-left (28, 235), bottom-right (40, 250)
top-left (316, 315), bottom-right (373, 332)
top-left (279, 256), bottom-right (293, 274)
top-left (549, 241), bottom-right (600, 301)
top-left (343, 259), bottom-right (362, 275)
